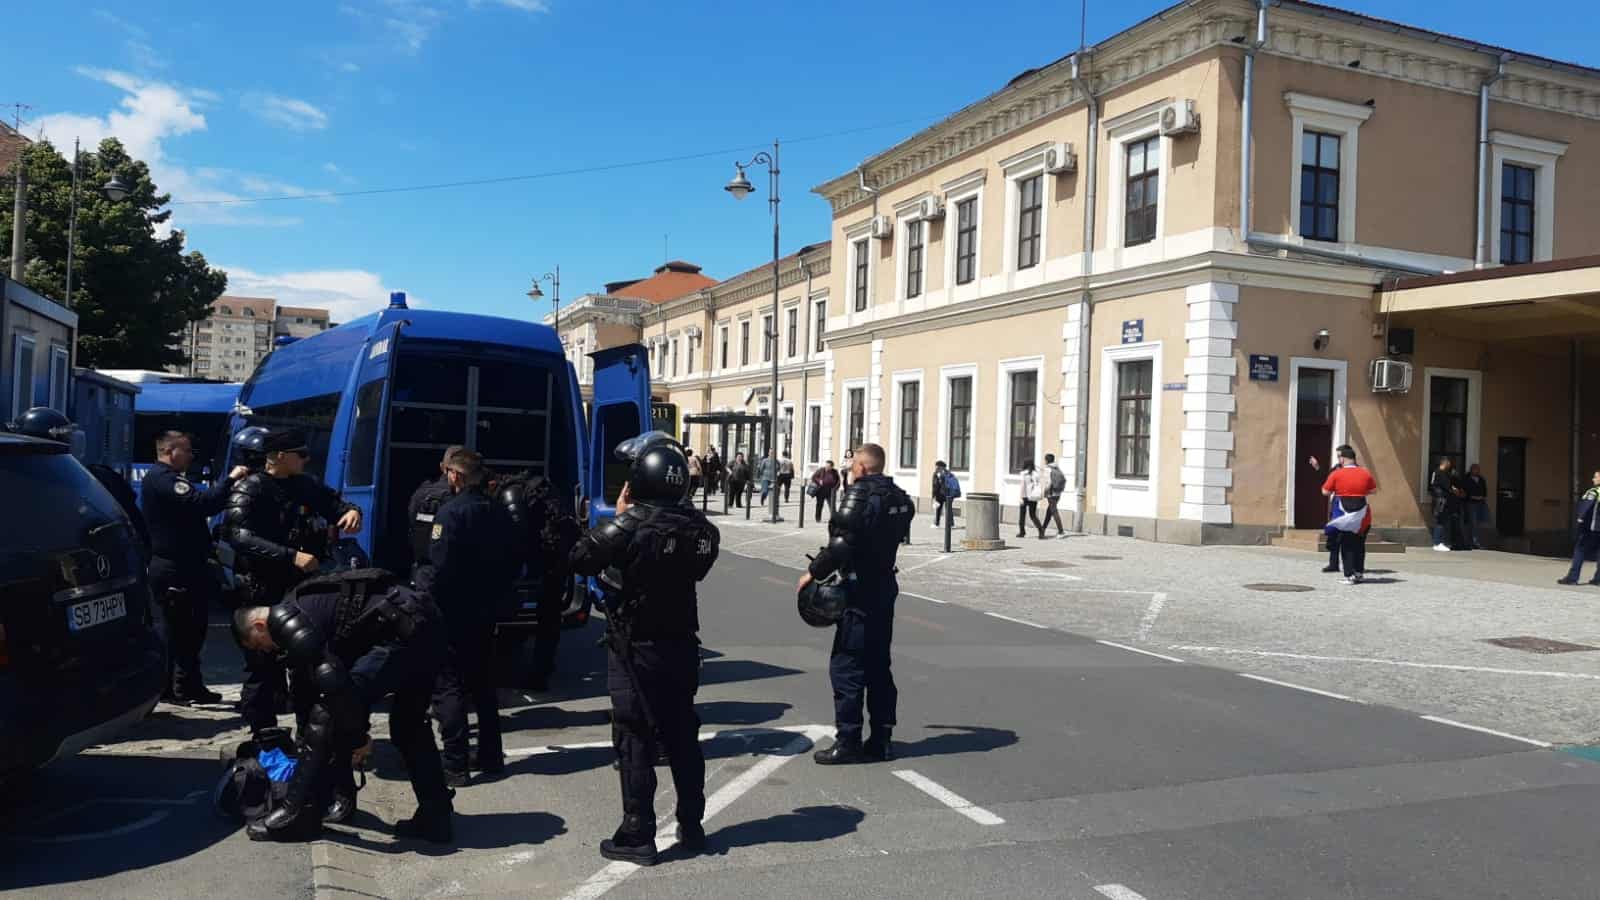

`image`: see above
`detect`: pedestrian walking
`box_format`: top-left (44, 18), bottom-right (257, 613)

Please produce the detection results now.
top-left (1464, 463), bottom-right (1489, 549)
top-left (841, 449), bottom-right (854, 490)
top-left (809, 460), bottom-right (840, 523)
top-left (756, 450), bottom-right (777, 505)
top-left (727, 452), bottom-right (750, 508)
top-left (1429, 457), bottom-right (1460, 551)
top-left (1042, 453), bottom-right (1067, 536)
top-left (1309, 449), bottom-right (1351, 573)
top-left (1558, 470), bottom-right (1600, 586)
top-left (686, 448), bottom-right (702, 500)
top-left (930, 461), bottom-right (950, 529)
top-left (1017, 460), bottom-right (1046, 539)
top-left (777, 454), bottom-right (795, 502)
top-left (1322, 445), bottom-right (1378, 585)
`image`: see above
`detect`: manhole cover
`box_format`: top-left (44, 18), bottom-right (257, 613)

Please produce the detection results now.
top-left (1483, 636), bottom-right (1600, 654)
top-left (1024, 560), bottom-right (1075, 569)
top-left (1082, 555), bottom-right (1121, 561)
top-left (1243, 583), bottom-right (1315, 592)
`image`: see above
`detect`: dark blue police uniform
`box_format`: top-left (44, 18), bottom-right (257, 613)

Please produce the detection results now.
top-left (141, 461), bottom-right (238, 700)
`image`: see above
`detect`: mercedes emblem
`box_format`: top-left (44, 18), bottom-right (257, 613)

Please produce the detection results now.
top-left (94, 553), bottom-right (111, 580)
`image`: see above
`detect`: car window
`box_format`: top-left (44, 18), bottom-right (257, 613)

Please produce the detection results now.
top-left (0, 453), bottom-right (126, 551)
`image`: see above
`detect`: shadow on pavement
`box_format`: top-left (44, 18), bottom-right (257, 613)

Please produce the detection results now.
top-left (696, 700), bottom-right (791, 726)
top-left (323, 810), bottom-right (567, 856)
top-left (698, 658), bottom-right (805, 687)
top-left (505, 727), bottom-right (814, 779)
top-left (500, 705), bottom-right (612, 731)
top-left (894, 724), bottom-right (1019, 759)
top-left (685, 804), bottom-right (864, 859)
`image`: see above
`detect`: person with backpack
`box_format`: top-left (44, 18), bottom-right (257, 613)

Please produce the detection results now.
top-left (930, 461), bottom-right (961, 529)
top-left (1042, 453), bottom-right (1067, 537)
top-left (1017, 460), bottom-right (1046, 540)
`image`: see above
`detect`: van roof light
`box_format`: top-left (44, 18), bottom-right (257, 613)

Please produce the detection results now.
top-left (389, 291), bottom-right (408, 310)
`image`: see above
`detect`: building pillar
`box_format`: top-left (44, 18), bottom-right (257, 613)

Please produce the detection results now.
top-left (822, 351), bottom-right (836, 460)
top-left (867, 338), bottom-right (885, 444)
top-left (1058, 301), bottom-right (1082, 513)
top-left (1179, 282), bottom-right (1238, 525)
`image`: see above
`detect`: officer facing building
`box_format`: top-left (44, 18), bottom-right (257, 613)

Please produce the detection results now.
top-left (141, 430), bottom-right (250, 704)
top-left (570, 432), bottom-right (720, 866)
top-left (407, 445), bottom-right (464, 582)
top-left (415, 448), bottom-right (517, 784)
top-left (222, 429), bottom-right (362, 735)
top-left (496, 468), bottom-right (581, 692)
top-left (800, 442), bottom-right (914, 765)
top-left (231, 571), bottom-right (455, 843)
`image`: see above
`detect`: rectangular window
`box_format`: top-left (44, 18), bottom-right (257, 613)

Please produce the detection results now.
top-left (905, 220), bottom-right (924, 298)
top-left (719, 327), bottom-right (729, 370)
top-left (1500, 162), bottom-right (1536, 265)
top-left (740, 321), bottom-right (750, 366)
top-left (671, 339), bottom-right (679, 377)
top-left (48, 345), bottom-right (70, 411)
top-left (853, 238), bottom-right (869, 311)
top-left (1125, 136), bottom-right (1160, 247)
top-left (947, 375), bottom-right (972, 472)
top-left (686, 335), bottom-right (695, 373)
top-left (1114, 360), bottom-right (1153, 479)
top-left (898, 381), bottom-right (920, 469)
top-left (955, 197), bottom-right (977, 285)
top-left (814, 300), bottom-right (827, 353)
top-left (786, 307), bottom-right (798, 358)
top-left (847, 387), bottom-right (865, 450)
top-left (1299, 131), bottom-right (1341, 242)
top-left (808, 403), bottom-right (822, 464)
top-left (345, 379), bottom-right (385, 487)
top-left (781, 407), bottom-right (794, 458)
top-left (1429, 376), bottom-right (1470, 473)
top-left (1007, 370), bottom-right (1038, 473)
top-left (1016, 175), bottom-right (1042, 270)
top-left (761, 314), bottom-right (774, 363)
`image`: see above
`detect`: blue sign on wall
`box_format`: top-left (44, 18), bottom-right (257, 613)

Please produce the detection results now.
top-left (1249, 354), bottom-right (1280, 382)
top-left (1121, 319), bottom-right (1145, 344)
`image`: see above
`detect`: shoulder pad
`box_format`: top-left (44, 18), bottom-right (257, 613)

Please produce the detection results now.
top-left (234, 473), bottom-right (269, 497)
top-left (267, 602), bottom-right (326, 664)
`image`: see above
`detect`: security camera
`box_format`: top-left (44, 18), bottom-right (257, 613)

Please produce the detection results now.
top-left (1313, 329), bottom-right (1331, 351)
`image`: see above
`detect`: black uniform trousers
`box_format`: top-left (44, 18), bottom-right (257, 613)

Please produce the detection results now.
top-left (608, 636), bottom-right (704, 831)
top-left (528, 580), bottom-right (567, 683)
top-left (830, 583), bottom-right (898, 744)
top-left (432, 623), bottom-right (503, 772)
top-left (1565, 531), bottom-right (1600, 583)
top-left (349, 628), bottom-right (452, 812)
top-left (147, 556), bottom-right (218, 695)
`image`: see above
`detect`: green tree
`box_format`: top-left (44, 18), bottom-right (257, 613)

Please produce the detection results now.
top-left (0, 138), bottom-right (227, 369)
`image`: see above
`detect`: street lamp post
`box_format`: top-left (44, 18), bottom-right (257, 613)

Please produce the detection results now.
top-left (62, 139), bottom-right (131, 309)
top-left (725, 139), bottom-right (782, 524)
top-left (527, 264), bottom-right (561, 332)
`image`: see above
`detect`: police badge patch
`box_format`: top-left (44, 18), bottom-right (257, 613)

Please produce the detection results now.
top-left (174, 480), bottom-right (192, 495)
top-left (431, 523), bottom-right (443, 541)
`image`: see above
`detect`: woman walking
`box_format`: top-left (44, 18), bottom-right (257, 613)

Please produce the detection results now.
top-left (1017, 460), bottom-right (1046, 539)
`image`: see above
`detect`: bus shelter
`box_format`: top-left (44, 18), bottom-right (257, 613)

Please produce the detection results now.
top-left (683, 411), bottom-right (771, 517)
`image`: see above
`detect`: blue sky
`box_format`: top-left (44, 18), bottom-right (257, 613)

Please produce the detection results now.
top-left (10, 0), bottom-right (1596, 323)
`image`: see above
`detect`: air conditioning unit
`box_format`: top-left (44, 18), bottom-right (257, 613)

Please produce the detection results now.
top-left (1159, 99), bottom-right (1200, 136)
top-left (870, 215), bottom-right (894, 240)
top-left (1369, 358), bottom-right (1413, 394)
top-left (1043, 141), bottom-right (1077, 174)
top-left (916, 196), bottom-right (945, 220)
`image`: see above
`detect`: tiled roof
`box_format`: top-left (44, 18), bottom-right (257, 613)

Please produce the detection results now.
top-left (213, 295), bottom-right (276, 318)
top-left (607, 261), bottom-right (716, 304)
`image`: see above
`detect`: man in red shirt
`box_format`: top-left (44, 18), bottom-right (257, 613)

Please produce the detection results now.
top-left (1321, 445), bottom-right (1378, 584)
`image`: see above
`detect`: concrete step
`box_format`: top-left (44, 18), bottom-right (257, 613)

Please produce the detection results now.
top-left (1272, 529), bottom-right (1407, 554)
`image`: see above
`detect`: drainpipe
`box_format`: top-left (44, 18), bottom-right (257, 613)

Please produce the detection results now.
top-left (1071, 52), bottom-right (1099, 530)
top-left (1240, 0), bottom-right (1268, 242)
top-left (797, 256), bottom-right (814, 529)
top-left (1475, 54), bottom-right (1509, 268)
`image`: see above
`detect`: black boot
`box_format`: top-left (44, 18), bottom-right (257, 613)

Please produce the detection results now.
top-left (863, 729), bottom-right (895, 762)
top-left (324, 790), bottom-right (357, 824)
top-left (394, 803), bottom-right (454, 843)
top-left (813, 737), bottom-right (868, 766)
top-left (599, 814), bottom-right (658, 866)
top-left (676, 821), bottom-right (707, 855)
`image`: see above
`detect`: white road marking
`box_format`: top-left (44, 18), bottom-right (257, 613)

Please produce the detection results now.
top-left (1096, 640), bottom-right (1185, 664)
top-left (1419, 715), bottom-right (1552, 748)
top-left (1133, 592), bottom-right (1168, 641)
top-left (1238, 673), bottom-right (1362, 703)
top-left (505, 724), bottom-right (827, 759)
top-left (901, 591), bottom-right (947, 604)
top-left (560, 725), bottom-right (831, 900)
top-left (984, 611), bottom-right (1050, 630)
top-left (1094, 885), bottom-right (1151, 900)
top-left (891, 769), bottom-right (1005, 826)
top-left (900, 554), bottom-right (952, 573)
top-left (1166, 645), bottom-right (1600, 680)
top-left (1014, 570), bottom-right (1084, 582)
top-left (732, 531), bottom-right (798, 548)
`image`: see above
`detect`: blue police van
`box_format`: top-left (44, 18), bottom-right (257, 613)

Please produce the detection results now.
top-left (224, 292), bottom-right (651, 630)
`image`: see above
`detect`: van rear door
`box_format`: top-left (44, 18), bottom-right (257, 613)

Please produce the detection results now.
top-left (338, 320), bottom-right (405, 564)
top-left (584, 344), bottom-right (651, 529)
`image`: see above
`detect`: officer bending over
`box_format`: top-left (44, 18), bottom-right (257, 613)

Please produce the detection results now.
top-left (497, 468), bottom-right (581, 691)
top-left (231, 572), bottom-right (454, 842)
top-left (142, 430), bottom-right (250, 704)
top-left (800, 442), bottom-right (913, 765)
top-left (570, 432), bottom-right (720, 866)
top-left (407, 445), bottom-right (465, 581)
top-left (223, 429), bottom-right (361, 735)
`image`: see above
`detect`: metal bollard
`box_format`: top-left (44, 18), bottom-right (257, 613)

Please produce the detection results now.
top-left (943, 499), bottom-right (953, 553)
top-left (745, 482), bottom-right (753, 520)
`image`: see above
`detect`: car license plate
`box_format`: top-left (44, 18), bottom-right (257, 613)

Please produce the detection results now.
top-left (67, 593), bottom-right (126, 632)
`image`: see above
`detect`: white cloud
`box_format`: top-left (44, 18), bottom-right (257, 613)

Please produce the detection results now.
top-left (221, 266), bottom-right (425, 324)
top-left (322, 162), bottom-right (342, 175)
top-left (341, 0), bottom-right (547, 54)
top-left (94, 9), bottom-right (168, 70)
top-left (473, 0), bottom-right (549, 11)
top-left (245, 93), bottom-right (329, 131)
top-left (340, 61), bottom-right (361, 73)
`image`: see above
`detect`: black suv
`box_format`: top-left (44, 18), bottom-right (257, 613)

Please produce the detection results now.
top-left (0, 433), bottom-right (165, 780)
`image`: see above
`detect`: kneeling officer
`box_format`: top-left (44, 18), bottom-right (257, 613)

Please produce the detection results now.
top-left (232, 572), bottom-right (455, 843)
top-left (570, 432), bottom-right (720, 866)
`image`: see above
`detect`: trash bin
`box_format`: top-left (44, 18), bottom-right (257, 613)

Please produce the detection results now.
top-left (960, 492), bottom-right (1006, 550)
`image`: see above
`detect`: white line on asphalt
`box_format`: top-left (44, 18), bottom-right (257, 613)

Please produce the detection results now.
top-left (900, 554), bottom-right (952, 573)
top-left (984, 611), bottom-right (1050, 630)
top-left (1133, 592), bottom-right (1168, 641)
top-left (561, 726), bottom-right (831, 900)
top-left (733, 531), bottom-right (798, 548)
top-left (891, 769), bottom-right (1005, 825)
top-left (1419, 715), bottom-right (1552, 748)
top-left (1096, 640), bottom-right (1185, 664)
top-left (1237, 673), bottom-right (1362, 703)
top-left (505, 724), bottom-right (826, 759)
top-left (901, 591), bottom-right (947, 604)
top-left (1164, 645), bottom-right (1600, 680)
top-left (1094, 885), bottom-right (1151, 900)
top-left (1014, 569), bottom-right (1084, 582)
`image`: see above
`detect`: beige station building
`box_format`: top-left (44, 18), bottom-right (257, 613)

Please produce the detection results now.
top-left (561, 0), bottom-right (1600, 553)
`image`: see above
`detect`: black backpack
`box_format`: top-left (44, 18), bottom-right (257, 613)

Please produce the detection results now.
top-left (211, 728), bottom-right (294, 827)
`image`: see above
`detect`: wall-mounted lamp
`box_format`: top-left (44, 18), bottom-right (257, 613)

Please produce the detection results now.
top-left (1313, 329), bottom-right (1331, 351)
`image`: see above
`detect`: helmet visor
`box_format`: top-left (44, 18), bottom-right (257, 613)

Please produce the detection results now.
top-left (613, 430), bottom-right (680, 464)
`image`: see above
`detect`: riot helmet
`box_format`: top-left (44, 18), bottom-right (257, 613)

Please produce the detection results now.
top-left (10, 407), bottom-right (74, 442)
top-left (797, 572), bottom-right (850, 628)
top-left (231, 426), bottom-right (271, 469)
top-left (614, 430), bottom-right (689, 503)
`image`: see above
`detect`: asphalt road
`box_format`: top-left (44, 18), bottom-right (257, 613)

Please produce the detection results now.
top-left (6, 547), bottom-right (1600, 899)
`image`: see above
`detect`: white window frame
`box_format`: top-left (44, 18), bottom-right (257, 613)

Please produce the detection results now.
top-left (1097, 341), bottom-right (1163, 519)
top-left (1104, 102), bottom-right (1172, 271)
top-left (717, 323), bottom-right (730, 372)
top-left (806, 401), bottom-right (823, 464)
top-left (812, 298), bottom-right (828, 355)
top-left (1488, 131), bottom-right (1567, 264)
top-left (1284, 92), bottom-right (1372, 247)
top-left (999, 146), bottom-right (1050, 291)
top-left (993, 355), bottom-right (1045, 504)
top-left (738, 316), bottom-right (752, 369)
top-left (844, 220), bottom-right (876, 323)
top-left (48, 344), bottom-right (70, 411)
top-left (760, 313), bottom-right (775, 364)
top-left (11, 333), bottom-right (36, 417)
top-left (890, 369), bottom-right (924, 480)
top-left (780, 403), bottom-right (795, 459)
top-left (892, 193), bottom-right (939, 307)
top-left (841, 378), bottom-right (868, 456)
top-left (1419, 367), bottom-right (1482, 504)
top-left (784, 302), bottom-right (800, 359)
top-left (942, 169), bottom-right (985, 304)
top-left (1283, 358), bottom-right (1349, 527)
top-left (938, 364), bottom-right (979, 488)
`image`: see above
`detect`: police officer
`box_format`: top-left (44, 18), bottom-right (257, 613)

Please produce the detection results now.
top-left (231, 572), bottom-right (454, 843)
top-left (799, 442), bottom-right (913, 765)
top-left (417, 449), bottom-right (516, 784)
top-left (497, 469), bottom-right (580, 692)
top-left (222, 429), bottom-right (362, 735)
top-left (407, 445), bottom-right (465, 581)
top-left (142, 429), bottom-right (251, 704)
top-left (570, 432), bottom-right (719, 866)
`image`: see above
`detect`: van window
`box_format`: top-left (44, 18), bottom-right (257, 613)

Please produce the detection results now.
top-left (245, 392), bottom-right (341, 480)
top-left (133, 413), bottom-right (229, 478)
top-left (597, 404), bottom-right (641, 505)
top-left (392, 355), bottom-right (469, 405)
top-left (346, 380), bottom-right (384, 487)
